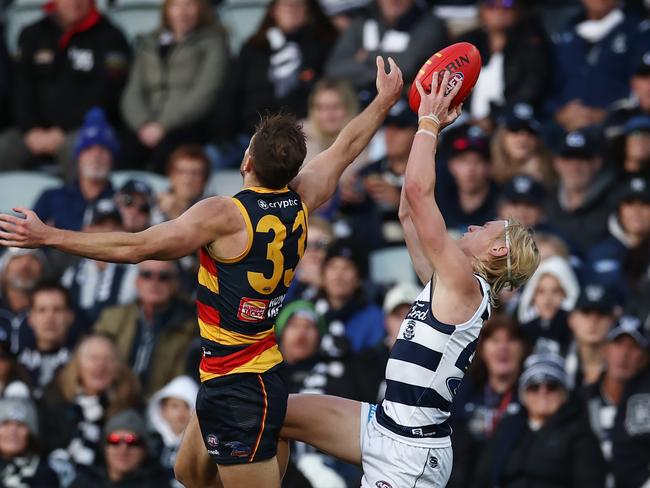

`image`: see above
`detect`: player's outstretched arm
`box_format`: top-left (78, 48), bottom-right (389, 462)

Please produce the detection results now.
top-left (0, 197), bottom-right (241, 263)
top-left (398, 185), bottom-right (434, 284)
top-left (291, 56), bottom-right (403, 212)
top-left (403, 72), bottom-right (474, 293)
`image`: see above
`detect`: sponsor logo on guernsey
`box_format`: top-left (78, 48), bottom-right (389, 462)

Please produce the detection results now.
top-left (257, 198), bottom-right (299, 210)
top-left (266, 294), bottom-right (286, 319)
top-left (375, 482), bottom-right (393, 488)
top-left (407, 301), bottom-right (428, 321)
top-left (237, 298), bottom-right (270, 322)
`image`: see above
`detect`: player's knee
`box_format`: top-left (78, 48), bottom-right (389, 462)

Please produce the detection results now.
top-left (174, 455), bottom-right (193, 487)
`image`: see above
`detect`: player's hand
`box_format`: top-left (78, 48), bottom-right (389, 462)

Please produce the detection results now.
top-left (415, 71), bottom-right (463, 128)
top-left (375, 56), bottom-right (403, 110)
top-left (0, 208), bottom-right (52, 248)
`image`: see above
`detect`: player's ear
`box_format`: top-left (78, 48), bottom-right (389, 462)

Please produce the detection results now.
top-left (489, 245), bottom-right (508, 258)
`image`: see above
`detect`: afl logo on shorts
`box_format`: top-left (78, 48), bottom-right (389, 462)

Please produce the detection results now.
top-left (258, 199), bottom-right (269, 210)
top-left (375, 482), bottom-right (393, 488)
top-left (206, 434), bottom-right (219, 447)
top-left (445, 72), bottom-right (464, 96)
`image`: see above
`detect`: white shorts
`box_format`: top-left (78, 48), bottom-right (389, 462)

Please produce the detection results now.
top-left (359, 403), bottom-right (453, 488)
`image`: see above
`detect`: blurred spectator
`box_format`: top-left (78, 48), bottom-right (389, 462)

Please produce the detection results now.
top-left (549, 0), bottom-right (650, 132)
top-left (533, 232), bottom-right (571, 262)
top-left (120, 0), bottom-right (229, 172)
top-left (490, 104), bottom-right (555, 188)
top-left (619, 116), bottom-right (650, 176)
top-left (286, 217), bottom-right (335, 302)
top-left (449, 315), bottom-right (528, 488)
top-left (325, 0), bottom-right (446, 97)
top-left (18, 282), bottom-right (76, 398)
top-left (40, 334), bottom-right (141, 483)
top-left (215, 0), bottom-right (338, 147)
top-left (94, 260), bottom-right (196, 397)
top-left (0, 340), bottom-right (31, 400)
top-left (276, 300), bottom-right (326, 392)
top-left (341, 98), bottom-right (417, 249)
top-left (472, 352), bottom-right (606, 488)
top-left (582, 315), bottom-right (648, 485)
top-left (319, 0), bottom-right (370, 32)
top-left (0, 248), bottom-right (46, 353)
top-left (0, 25), bottom-right (11, 131)
top-left (566, 283), bottom-right (617, 388)
top-left (114, 180), bottom-right (155, 233)
top-left (61, 199), bottom-right (138, 324)
top-left (32, 108), bottom-right (117, 229)
top-left (381, 281), bottom-right (419, 350)
top-left (156, 145), bottom-right (211, 222)
top-left (70, 409), bottom-right (168, 488)
top-left (314, 241), bottom-right (384, 355)
top-left (147, 376), bottom-right (197, 487)
top-left (546, 129), bottom-right (616, 255)
top-left (460, 1), bottom-right (551, 125)
top-left (303, 78), bottom-right (367, 166)
top-left (438, 125), bottom-right (498, 232)
top-left (0, 0), bottom-right (129, 173)
top-left (604, 51), bottom-right (650, 143)
top-left (612, 364), bottom-right (650, 488)
top-left (517, 256), bottom-right (580, 355)
top-left (0, 398), bottom-right (59, 487)
top-left (586, 176), bottom-right (650, 295)
top-left (497, 174), bottom-right (547, 229)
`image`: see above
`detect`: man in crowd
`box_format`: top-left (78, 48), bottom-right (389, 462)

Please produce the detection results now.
top-left (32, 108), bottom-right (118, 229)
top-left (94, 260), bottom-right (196, 397)
top-left (18, 281), bottom-right (76, 397)
top-left (0, 248), bottom-right (46, 353)
top-left (0, 0), bottom-right (129, 172)
top-left (546, 128), bottom-right (617, 255)
top-left (115, 179), bottom-right (154, 233)
top-left (497, 174), bottom-right (547, 229)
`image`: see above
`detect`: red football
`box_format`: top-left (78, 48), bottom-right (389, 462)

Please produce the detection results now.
top-left (408, 42), bottom-right (482, 113)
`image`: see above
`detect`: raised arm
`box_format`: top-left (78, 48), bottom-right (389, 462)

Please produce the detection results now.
top-left (291, 56), bottom-right (403, 212)
top-left (0, 197), bottom-right (243, 263)
top-left (403, 73), bottom-right (475, 293)
top-left (398, 185), bottom-right (434, 284)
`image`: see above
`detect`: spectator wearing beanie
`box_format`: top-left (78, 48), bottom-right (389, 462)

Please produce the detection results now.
top-left (0, 398), bottom-right (60, 487)
top-left (147, 376), bottom-right (198, 487)
top-left (0, 0), bottom-right (129, 173)
top-left (32, 108), bottom-right (118, 231)
top-left (61, 199), bottom-right (138, 324)
top-left (70, 409), bottom-right (168, 488)
top-left (472, 352), bottom-right (606, 488)
top-left (120, 0), bottom-right (228, 171)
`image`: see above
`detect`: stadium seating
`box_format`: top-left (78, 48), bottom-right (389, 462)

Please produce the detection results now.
top-left (369, 246), bottom-right (417, 287)
top-left (0, 170), bottom-right (60, 212)
top-left (205, 168), bottom-right (242, 197)
top-left (107, 0), bottom-right (162, 44)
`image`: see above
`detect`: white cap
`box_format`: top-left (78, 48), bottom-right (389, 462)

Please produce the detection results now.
top-left (383, 282), bottom-right (421, 314)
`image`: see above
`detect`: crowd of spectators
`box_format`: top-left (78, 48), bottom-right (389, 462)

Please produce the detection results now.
top-left (1, 0), bottom-right (650, 487)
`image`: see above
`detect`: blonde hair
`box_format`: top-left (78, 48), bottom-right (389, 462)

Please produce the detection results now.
top-left (473, 218), bottom-right (541, 296)
top-left (307, 79), bottom-right (359, 141)
top-left (55, 333), bottom-right (141, 418)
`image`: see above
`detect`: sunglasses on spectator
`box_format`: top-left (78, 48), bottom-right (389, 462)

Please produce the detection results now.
top-left (106, 433), bottom-right (144, 447)
top-left (138, 270), bottom-right (176, 282)
top-left (117, 194), bottom-right (151, 213)
top-left (525, 381), bottom-right (563, 393)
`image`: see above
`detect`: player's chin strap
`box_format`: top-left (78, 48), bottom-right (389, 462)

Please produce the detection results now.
top-left (504, 220), bottom-right (513, 290)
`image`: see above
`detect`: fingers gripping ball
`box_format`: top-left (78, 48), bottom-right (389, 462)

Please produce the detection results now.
top-left (408, 42), bottom-right (482, 113)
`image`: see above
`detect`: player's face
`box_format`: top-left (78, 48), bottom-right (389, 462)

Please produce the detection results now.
top-left (458, 220), bottom-right (506, 260)
top-left (568, 310), bottom-right (614, 346)
top-left (604, 335), bottom-right (648, 382)
top-left (481, 328), bottom-right (525, 379)
top-left (313, 90), bottom-right (348, 136)
top-left (533, 274), bottom-right (565, 321)
top-left (29, 291), bottom-right (73, 347)
top-left (619, 200), bottom-right (650, 238)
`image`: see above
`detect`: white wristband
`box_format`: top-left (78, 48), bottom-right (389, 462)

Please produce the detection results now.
top-left (418, 114), bottom-right (440, 125)
top-left (416, 129), bottom-right (438, 139)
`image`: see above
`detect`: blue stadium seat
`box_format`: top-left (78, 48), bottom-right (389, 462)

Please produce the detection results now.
top-left (0, 171), bottom-right (61, 212)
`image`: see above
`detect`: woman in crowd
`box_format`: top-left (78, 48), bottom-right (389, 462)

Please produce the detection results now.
top-left (449, 314), bottom-right (529, 488)
top-left (0, 398), bottom-right (59, 487)
top-left (490, 104), bottom-right (555, 188)
top-left (214, 0), bottom-right (338, 148)
top-left (40, 333), bottom-right (141, 483)
top-left (472, 353), bottom-right (606, 488)
top-left (120, 0), bottom-right (229, 171)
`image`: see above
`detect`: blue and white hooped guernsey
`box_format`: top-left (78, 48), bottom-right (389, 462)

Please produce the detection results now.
top-left (376, 274), bottom-right (491, 447)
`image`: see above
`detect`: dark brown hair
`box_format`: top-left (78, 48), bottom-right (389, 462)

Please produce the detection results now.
top-left (161, 0), bottom-right (214, 31)
top-left (166, 144), bottom-right (212, 181)
top-left (247, 0), bottom-right (337, 48)
top-left (249, 113), bottom-right (306, 189)
top-left (30, 280), bottom-right (72, 309)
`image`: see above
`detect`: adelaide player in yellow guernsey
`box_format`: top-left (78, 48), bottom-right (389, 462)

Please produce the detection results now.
top-left (0, 57), bottom-right (403, 488)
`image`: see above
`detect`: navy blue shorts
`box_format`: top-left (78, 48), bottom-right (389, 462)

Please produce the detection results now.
top-left (196, 369), bottom-right (288, 465)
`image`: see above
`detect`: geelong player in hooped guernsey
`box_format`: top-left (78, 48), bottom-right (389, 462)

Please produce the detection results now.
top-left (196, 186), bottom-right (307, 382)
top-left (0, 57), bottom-right (404, 488)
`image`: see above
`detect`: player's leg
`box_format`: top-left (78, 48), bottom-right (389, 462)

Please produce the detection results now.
top-left (175, 411), bottom-right (221, 488)
top-left (219, 457), bottom-right (281, 488)
top-left (280, 393), bottom-right (363, 465)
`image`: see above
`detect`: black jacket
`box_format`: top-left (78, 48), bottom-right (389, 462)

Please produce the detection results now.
top-left (13, 14), bottom-right (129, 131)
top-left (69, 463), bottom-right (168, 488)
top-left (0, 24), bottom-right (11, 129)
top-left (472, 396), bottom-right (606, 488)
top-left (460, 18), bottom-right (552, 114)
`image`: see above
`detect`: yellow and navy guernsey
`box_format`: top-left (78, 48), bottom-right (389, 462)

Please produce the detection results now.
top-left (197, 186), bottom-right (308, 382)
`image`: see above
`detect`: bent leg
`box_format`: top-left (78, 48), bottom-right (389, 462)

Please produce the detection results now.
top-left (280, 394), bottom-right (363, 465)
top-left (219, 457), bottom-right (280, 488)
top-left (175, 411), bottom-right (221, 488)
